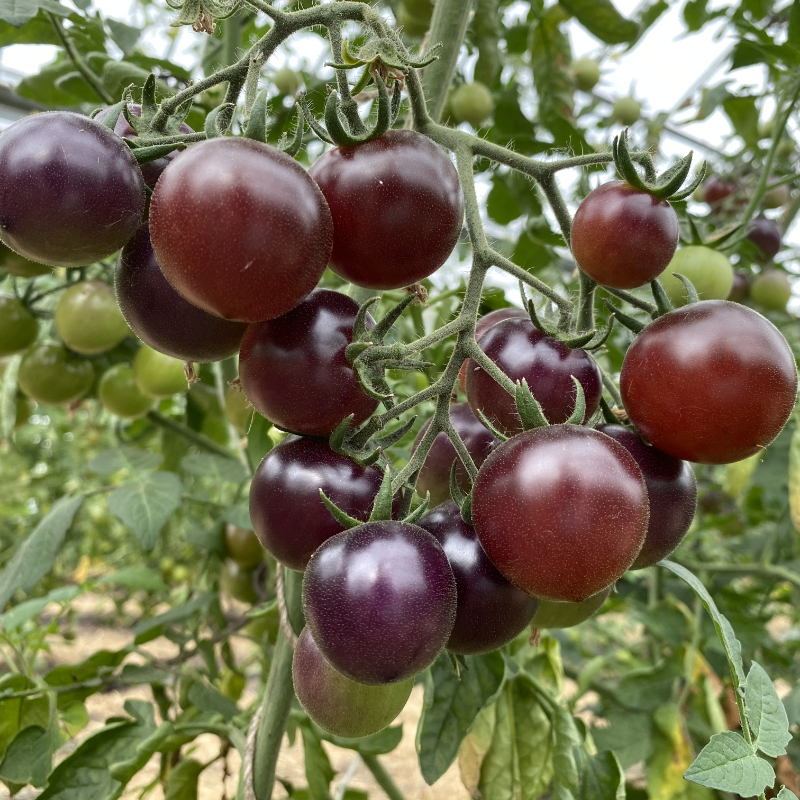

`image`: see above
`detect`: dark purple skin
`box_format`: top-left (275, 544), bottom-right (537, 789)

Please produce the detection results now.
top-left (0, 112), bottom-right (144, 268)
top-left (728, 271), bottom-right (750, 302)
top-left (116, 225), bottom-right (247, 362)
top-left (746, 217), bottom-right (782, 261)
top-left (302, 520), bottom-right (457, 684)
top-left (702, 176), bottom-right (738, 206)
top-left (413, 403), bottom-right (497, 507)
top-left (596, 424), bottom-right (697, 569)
top-left (465, 317), bottom-right (602, 435)
top-left (249, 437), bottom-right (386, 571)
top-left (417, 501), bottom-right (540, 654)
top-left (238, 289), bottom-right (378, 437)
top-left (95, 104), bottom-right (193, 189)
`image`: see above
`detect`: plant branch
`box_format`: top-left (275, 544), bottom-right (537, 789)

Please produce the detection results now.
top-left (146, 411), bottom-right (238, 461)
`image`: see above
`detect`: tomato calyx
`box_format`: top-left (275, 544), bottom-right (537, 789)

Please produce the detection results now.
top-left (166, 0), bottom-right (241, 33)
top-left (447, 460), bottom-right (473, 525)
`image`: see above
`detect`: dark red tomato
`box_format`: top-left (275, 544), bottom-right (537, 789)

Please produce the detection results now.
top-left (466, 317), bottom-right (601, 435)
top-left (116, 225), bottom-right (247, 362)
top-left (570, 181), bottom-right (678, 289)
top-left (728, 271), bottom-right (750, 302)
top-left (418, 501), bottom-right (539, 654)
top-left (95, 104), bottom-right (193, 189)
top-left (746, 217), bottom-right (782, 261)
top-left (249, 436), bottom-right (385, 571)
top-left (308, 130), bottom-right (463, 289)
top-left (302, 521), bottom-right (457, 684)
top-left (413, 403), bottom-right (497, 506)
top-left (0, 112), bottom-right (144, 268)
top-left (620, 301), bottom-right (797, 464)
top-left (458, 307), bottom-right (528, 391)
top-left (150, 137), bottom-right (333, 322)
top-left (239, 289), bottom-right (378, 436)
top-left (702, 176), bottom-right (738, 206)
top-left (596, 424), bottom-right (696, 568)
top-left (472, 425), bottom-right (648, 602)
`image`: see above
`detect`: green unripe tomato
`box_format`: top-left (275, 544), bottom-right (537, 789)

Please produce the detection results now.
top-left (398, 4), bottom-right (430, 36)
top-left (751, 270), bottom-right (792, 312)
top-left (224, 524), bottom-right (264, 569)
top-left (99, 364), bottom-right (153, 419)
top-left (0, 293), bottom-right (38, 357)
top-left (660, 246), bottom-right (734, 307)
top-left (273, 67), bottom-right (299, 96)
top-left (293, 627), bottom-right (413, 738)
top-left (18, 342), bottom-right (93, 405)
top-left (56, 280), bottom-right (129, 355)
top-left (572, 57), bottom-right (600, 92)
top-left (14, 393), bottom-right (33, 428)
top-left (221, 558), bottom-right (258, 605)
top-left (762, 183), bottom-right (790, 209)
top-left (172, 565), bottom-right (190, 583)
top-left (450, 82), bottom-right (494, 128)
top-left (219, 668), bottom-right (246, 702)
top-left (0, 243), bottom-right (50, 277)
top-left (133, 346), bottom-right (187, 398)
top-left (530, 586), bottom-right (612, 629)
top-left (612, 96), bottom-right (641, 126)
top-left (225, 387), bottom-right (251, 432)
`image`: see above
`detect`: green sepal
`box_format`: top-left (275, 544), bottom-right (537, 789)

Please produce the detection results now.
top-left (379, 358), bottom-right (434, 371)
top-left (599, 396), bottom-right (618, 424)
top-left (515, 378), bottom-right (549, 431)
top-left (560, 329), bottom-right (596, 349)
top-left (279, 110), bottom-right (305, 157)
top-left (390, 80), bottom-right (403, 124)
top-left (353, 297), bottom-right (380, 342)
top-left (99, 100), bottom-right (126, 131)
top-left (323, 72), bottom-right (392, 148)
top-left (526, 297), bottom-right (553, 335)
top-left (449, 460), bottom-right (467, 507)
top-left (205, 102), bottom-right (234, 138)
top-left (564, 376), bottom-right (586, 425)
top-left (130, 142), bottom-right (182, 164)
top-left (403, 494), bottom-right (430, 525)
top-left (602, 299), bottom-right (644, 333)
top-left (122, 92), bottom-right (142, 134)
top-left (460, 492), bottom-right (472, 526)
top-left (245, 87), bottom-right (269, 143)
top-left (370, 293), bottom-right (416, 343)
top-left (355, 363), bottom-right (394, 401)
top-left (297, 93), bottom-right (334, 144)
top-left (651, 151), bottom-right (694, 198)
top-left (476, 409), bottom-right (509, 442)
top-left (669, 161), bottom-right (707, 201)
top-left (672, 273), bottom-right (700, 304)
top-left (613, 130), bottom-right (649, 192)
top-left (139, 73), bottom-right (158, 129)
top-left (320, 490), bottom-right (361, 530)
top-left (341, 38), bottom-right (362, 66)
top-left (374, 416), bottom-right (417, 449)
top-left (350, 66), bottom-right (373, 97)
top-left (328, 414), bottom-right (355, 455)
top-left (369, 466), bottom-right (395, 521)
top-left (345, 341), bottom-right (373, 364)
top-left (650, 279), bottom-right (673, 317)
top-left (583, 313), bottom-right (615, 351)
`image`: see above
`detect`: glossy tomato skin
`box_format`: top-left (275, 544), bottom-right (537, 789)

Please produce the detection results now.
top-left (413, 403), bottom-right (497, 507)
top-left (308, 130), bottom-right (463, 290)
top-left (570, 181), bottom-right (678, 289)
top-left (458, 307), bottom-right (528, 391)
top-left (239, 289), bottom-right (378, 436)
top-left (596, 424), bottom-right (696, 568)
top-left (116, 225), bottom-right (247, 362)
top-left (418, 501), bottom-right (539, 654)
top-left (746, 217), bottom-right (782, 261)
top-left (702, 176), bottom-right (738, 206)
top-left (472, 425), bottom-right (648, 602)
top-left (95, 104), bottom-right (193, 189)
top-left (620, 301), bottom-right (797, 464)
top-left (150, 137), bottom-right (333, 323)
top-left (249, 436), bottom-right (386, 571)
top-left (302, 521), bottom-right (457, 684)
top-left (0, 112), bottom-right (144, 268)
top-left (466, 318), bottom-right (601, 435)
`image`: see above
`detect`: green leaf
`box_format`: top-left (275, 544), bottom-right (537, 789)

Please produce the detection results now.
top-left (723, 95), bottom-right (760, 147)
top-left (0, 11), bottom-right (59, 46)
top-left (591, 710), bottom-right (653, 769)
top-left (0, 494), bottom-right (84, 609)
top-left (108, 472), bottom-right (183, 551)
top-left (60, 704), bottom-right (89, 738)
top-left (417, 650), bottom-right (506, 784)
top-left (745, 661), bottom-right (792, 757)
top-left (131, 594), bottom-right (212, 644)
top-left (97, 567), bottom-right (168, 593)
top-left (778, 789), bottom-right (800, 800)
top-left (17, 59), bottom-right (86, 106)
top-left (659, 561), bottom-right (745, 688)
top-left (578, 751), bottom-right (626, 800)
top-left (0, 585), bottom-right (80, 632)
top-left (186, 682), bottom-right (239, 722)
top-left (221, 503), bottom-right (251, 530)
top-left (45, 650), bottom-right (127, 708)
top-left (0, 0), bottom-right (69, 27)
top-left (165, 758), bottom-right (204, 800)
top-left (180, 453), bottom-right (248, 484)
top-left (89, 447), bottom-right (163, 476)
top-left (684, 731), bottom-right (774, 796)
top-left (0, 724), bottom-right (56, 787)
top-left (560, 0), bottom-right (639, 43)
top-left (551, 704), bottom-right (581, 791)
top-left (106, 19), bottom-right (139, 55)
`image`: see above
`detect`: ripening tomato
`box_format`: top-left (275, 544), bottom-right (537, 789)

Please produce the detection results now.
top-left (751, 270), bottom-right (792, 312)
top-left (0, 294), bottom-right (37, 358)
top-left (702, 176), bottom-right (737, 206)
top-left (55, 280), bottom-right (129, 356)
top-left (18, 342), bottom-right (93, 406)
top-left (620, 301), bottom-right (797, 464)
top-left (659, 246), bottom-right (733, 307)
top-left (99, 364), bottom-right (153, 419)
top-left (746, 217), bottom-right (782, 261)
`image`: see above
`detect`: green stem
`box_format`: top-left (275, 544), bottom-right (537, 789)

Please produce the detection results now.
top-left (362, 754), bottom-right (406, 800)
top-left (146, 411), bottom-right (237, 461)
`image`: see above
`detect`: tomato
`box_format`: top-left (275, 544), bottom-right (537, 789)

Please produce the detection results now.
top-left (620, 301), bottom-right (797, 464)
top-left (530, 586), bottom-right (612, 629)
top-left (596, 424), bottom-right (696, 568)
top-left (117, 225), bottom-right (247, 363)
top-left (0, 293), bottom-right (37, 357)
top-left (133, 345), bottom-right (187, 398)
top-left (55, 280), bottom-right (129, 356)
top-left (572, 57), bottom-right (600, 92)
top-left (417, 501), bottom-right (539, 654)
top-left (465, 317), bottom-right (601, 435)
top-left (746, 217), bottom-right (782, 261)
top-left (150, 137), bottom-right (333, 323)
top-left (293, 627), bottom-right (413, 737)
top-left (0, 243), bottom-right (50, 277)
top-left (612, 96), bottom-right (641, 125)
top-left (95, 104), bottom-right (193, 189)
top-left (0, 112), bottom-right (144, 268)
top-left (224, 524), bottom-right (264, 569)
top-left (302, 521), bottom-right (457, 684)
top-left (762, 182), bottom-right (789, 210)
top-left (472, 425), bottom-right (648, 602)
top-left (308, 130), bottom-right (463, 290)
top-left (660, 246), bottom-right (733, 306)
top-left (728, 271), bottom-right (750, 302)
top-left (413, 403), bottom-right (497, 506)
top-left (99, 364), bottom-right (153, 419)
top-left (702, 176), bottom-right (737, 206)
top-left (250, 436), bottom-right (386, 571)
top-left (571, 181), bottom-right (679, 289)
top-left (18, 342), bottom-right (93, 405)
top-left (239, 289), bottom-right (378, 437)
top-left (450, 83), bottom-right (494, 128)
top-left (751, 270), bottom-right (792, 312)
top-left (273, 67), bottom-right (299, 95)
top-left (220, 558), bottom-right (258, 604)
